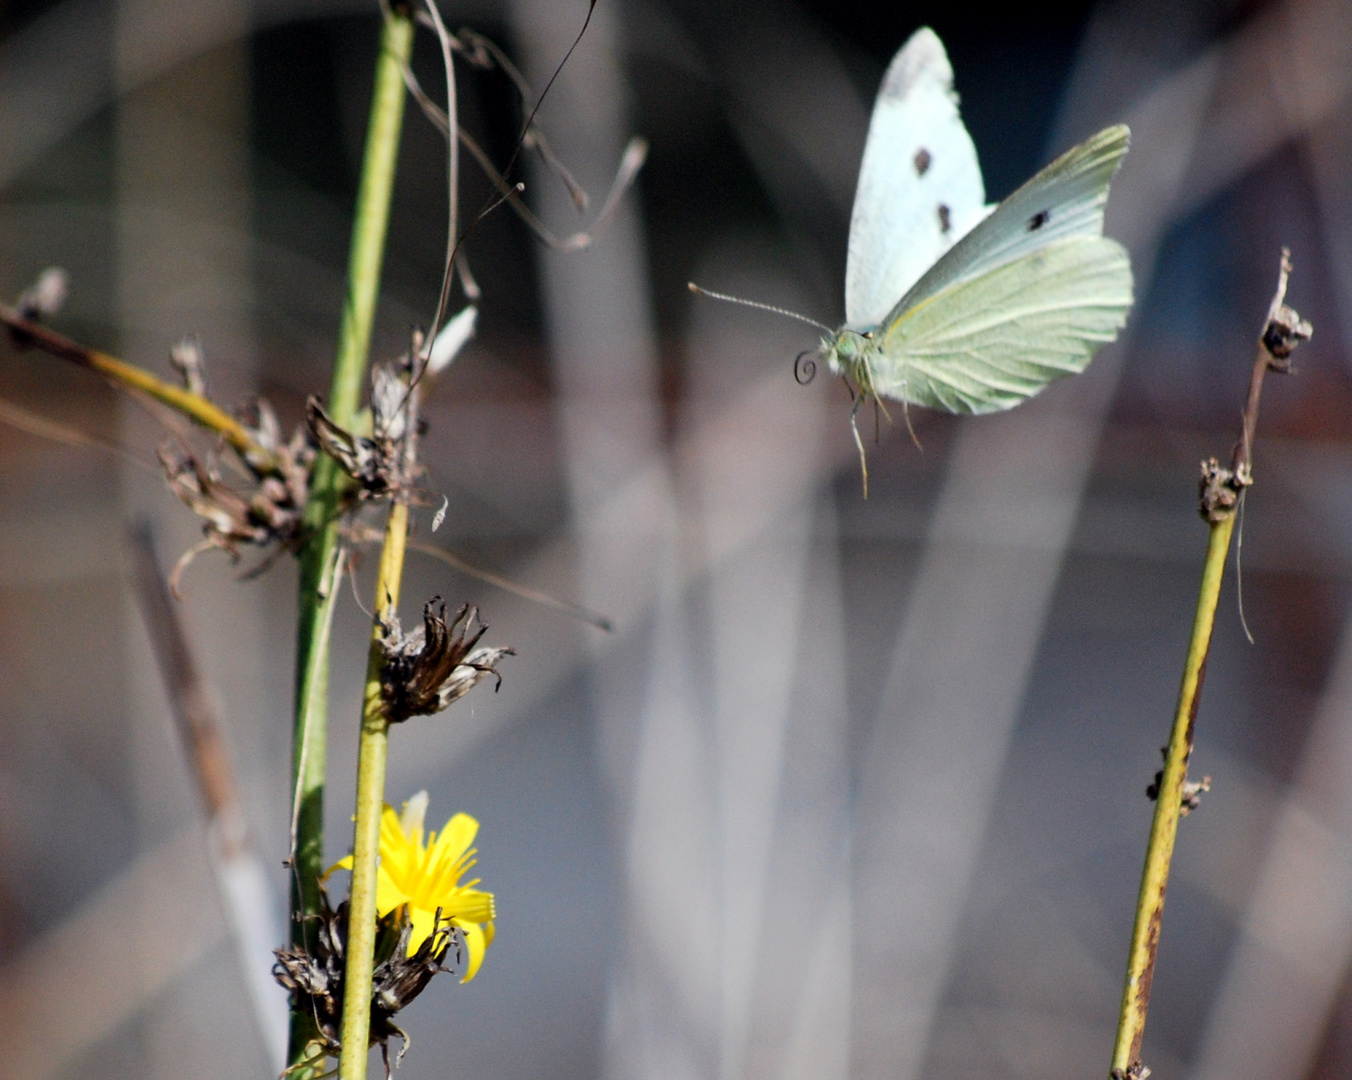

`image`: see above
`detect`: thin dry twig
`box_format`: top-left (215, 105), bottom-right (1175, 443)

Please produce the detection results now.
top-left (126, 520), bottom-right (247, 852)
top-left (402, 4), bottom-right (647, 254)
top-left (406, 537), bottom-right (614, 632)
top-left (0, 394), bottom-right (154, 471)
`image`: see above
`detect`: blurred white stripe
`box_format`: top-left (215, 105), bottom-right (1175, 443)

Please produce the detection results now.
top-left (212, 841), bottom-right (290, 1072)
top-left (684, 281), bottom-right (838, 1080)
top-left (502, 7), bottom-right (700, 1080)
top-left (0, 827), bottom-right (225, 1080)
top-left (1190, 625), bottom-right (1352, 1078)
top-left (851, 408), bottom-right (1107, 1080)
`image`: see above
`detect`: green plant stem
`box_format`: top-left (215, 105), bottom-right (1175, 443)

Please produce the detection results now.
top-left (1108, 249), bottom-right (1306, 1079)
top-left (288, 7), bottom-right (413, 1070)
top-left (1110, 513), bottom-right (1233, 1075)
top-left (338, 499), bottom-right (409, 1080)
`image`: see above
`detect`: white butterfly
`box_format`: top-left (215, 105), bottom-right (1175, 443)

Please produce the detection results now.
top-left (695, 27), bottom-right (1134, 495)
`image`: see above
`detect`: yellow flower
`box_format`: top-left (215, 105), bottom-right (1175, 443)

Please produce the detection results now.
top-left (331, 791), bottom-right (496, 982)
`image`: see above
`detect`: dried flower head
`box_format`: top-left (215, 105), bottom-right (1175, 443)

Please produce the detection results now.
top-left (157, 397), bottom-right (314, 589)
top-left (380, 598), bottom-right (514, 721)
top-left (238, 396), bottom-right (313, 506)
top-left (1262, 302), bottom-right (1312, 363)
top-left (307, 350), bottom-right (423, 499)
top-left (159, 444), bottom-right (274, 549)
top-left (273, 886), bottom-right (457, 1077)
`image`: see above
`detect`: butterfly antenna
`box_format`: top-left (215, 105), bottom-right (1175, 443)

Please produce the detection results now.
top-left (688, 283), bottom-right (832, 333)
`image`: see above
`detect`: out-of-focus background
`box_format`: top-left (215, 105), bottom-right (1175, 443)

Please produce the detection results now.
top-left (1, 1), bottom-right (1351, 1079)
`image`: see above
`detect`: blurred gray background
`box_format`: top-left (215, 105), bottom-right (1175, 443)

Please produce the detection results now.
top-left (2, 1), bottom-right (1352, 1079)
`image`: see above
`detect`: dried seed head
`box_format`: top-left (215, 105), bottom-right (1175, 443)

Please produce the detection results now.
top-left (1197, 456), bottom-right (1251, 524)
top-left (273, 887), bottom-right (461, 1077)
top-left (1262, 303), bottom-right (1312, 364)
top-left (157, 398), bottom-right (312, 587)
top-left (159, 444), bottom-right (272, 550)
top-left (380, 598), bottom-right (514, 722)
top-left (307, 396), bottom-right (388, 492)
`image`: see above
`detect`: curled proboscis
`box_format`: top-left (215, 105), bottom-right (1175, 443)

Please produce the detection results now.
top-left (793, 350), bottom-right (818, 386)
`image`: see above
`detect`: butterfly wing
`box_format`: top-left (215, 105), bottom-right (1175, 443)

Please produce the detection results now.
top-left (884, 124), bottom-right (1130, 323)
top-left (845, 28), bottom-right (986, 329)
top-left (869, 235), bottom-right (1133, 413)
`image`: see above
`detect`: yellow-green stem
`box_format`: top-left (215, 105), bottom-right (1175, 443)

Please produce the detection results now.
top-left (338, 499), bottom-right (409, 1080)
top-left (1110, 513), bottom-right (1235, 1075)
top-left (0, 304), bottom-right (274, 468)
top-left (289, 8), bottom-right (413, 1070)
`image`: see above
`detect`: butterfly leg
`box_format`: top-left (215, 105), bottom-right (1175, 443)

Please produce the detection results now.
top-left (871, 395), bottom-right (896, 438)
top-left (848, 388), bottom-right (869, 499)
top-left (898, 379), bottom-right (922, 451)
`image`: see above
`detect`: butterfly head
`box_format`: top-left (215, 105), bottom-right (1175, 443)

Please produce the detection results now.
top-left (821, 326), bottom-right (876, 389)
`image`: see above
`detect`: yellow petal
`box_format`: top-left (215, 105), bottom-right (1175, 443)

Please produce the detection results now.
top-left (427, 813), bottom-right (478, 871)
top-left (375, 863), bottom-right (412, 916)
top-left (324, 854), bottom-right (354, 879)
top-left (439, 887), bottom-right (494, 923)
top-left (455, 920), bottom-right (492, 982)
top-left (406, 905), bottom-right (439, 956)
top-left (379, 807), bottom-right (415, 882)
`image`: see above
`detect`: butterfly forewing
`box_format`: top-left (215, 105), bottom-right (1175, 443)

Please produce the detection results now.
top-left (871, 235), bottom-right (1133, 414)
top-left (844, 28), bottom-right (986, 328)
top-left (883, 124), bottom-right (1130, 326)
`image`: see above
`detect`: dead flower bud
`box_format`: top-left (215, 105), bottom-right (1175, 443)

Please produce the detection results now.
top-left (307, 358), bottom-right (419, 498)
top-left (239, 397), bottom-right (313, 505)
top-left (370, 362), bottom-right (409, 444)
top-left (1262, 303), bottom-right (1312, 365)
top-left (157, 408), bottom-right (311, 588)
top-left (17, 267), bottom-right (68, 322)
top-left (169, 336), bottom-right (207, 397)
top-left (380, 598), bottom-right (514, 721)
top-left (1198, 456), bottom-right (1252, 523)
top-left (273, 887), bottom-right (459, 1077)
top-left (159, 443), bottom-right (272, 551)
top-left (307, 395), bottom-right (387, 492)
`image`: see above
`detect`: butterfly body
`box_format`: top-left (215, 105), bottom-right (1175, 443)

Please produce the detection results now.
top-left (822, 30), bottom-right (1134, 486)
top-left (691, 28), bottom-right (1134, 494)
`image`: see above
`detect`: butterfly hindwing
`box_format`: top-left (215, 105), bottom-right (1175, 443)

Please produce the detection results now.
top-left (844, 28), bottom-right (986, 328)
top-left (871, 234), bottom-right (1133, 414)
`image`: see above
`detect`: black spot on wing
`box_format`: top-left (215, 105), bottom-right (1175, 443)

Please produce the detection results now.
top-left (914, 148), bottom-right (932, 176)
top-left (1027, 209), bottom-right (1051, 231)
top-left (938, 204), bottom-right (951, 234)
